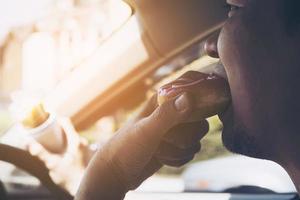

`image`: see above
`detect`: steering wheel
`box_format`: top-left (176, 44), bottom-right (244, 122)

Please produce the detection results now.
top-left (0, 144), bottom-right (73, 200)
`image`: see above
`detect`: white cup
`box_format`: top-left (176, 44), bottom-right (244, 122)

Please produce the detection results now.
top-left (28, 115), bottom-right (66, 154)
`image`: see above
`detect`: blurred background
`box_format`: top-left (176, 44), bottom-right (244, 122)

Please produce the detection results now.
top-left (0, 0), bottom-right (229, 172)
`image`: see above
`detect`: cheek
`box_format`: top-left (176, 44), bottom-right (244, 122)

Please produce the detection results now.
top-left (218, 3), bottom-right (283, 80)
top-left (218, 19), bottom-right (253, 100)
top-left (218, 16), bottom-right (259, 79)
top-left (218, 11), bottom-right (291, 135)
top-left (217, 17), bottom-right (271, 132)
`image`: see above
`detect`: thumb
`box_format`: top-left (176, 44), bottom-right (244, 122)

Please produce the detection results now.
top-left (142, 92), bottom-right (194, 137)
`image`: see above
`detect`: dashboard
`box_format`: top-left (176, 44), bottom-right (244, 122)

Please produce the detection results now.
top-left (125, 192), bottom-right (298, 200)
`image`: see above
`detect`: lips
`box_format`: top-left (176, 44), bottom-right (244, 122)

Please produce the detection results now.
top-left (199, 62), bottom-right (228, 80)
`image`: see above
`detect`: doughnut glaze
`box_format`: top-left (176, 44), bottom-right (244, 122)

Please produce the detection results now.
top-left (158, 71), bottom-right (231, 120)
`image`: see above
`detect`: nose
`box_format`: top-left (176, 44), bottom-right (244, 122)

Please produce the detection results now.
top-left (204, 32), bottom-right (220, 58)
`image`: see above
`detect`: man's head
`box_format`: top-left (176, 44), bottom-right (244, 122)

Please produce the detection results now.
top-left (205, 0), bottom-right (300, 163)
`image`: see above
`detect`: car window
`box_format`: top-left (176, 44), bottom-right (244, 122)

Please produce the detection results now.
top-left (0, 0), bottom-right (131, 137)
top-left (0, 0), bottom-right (132, 196)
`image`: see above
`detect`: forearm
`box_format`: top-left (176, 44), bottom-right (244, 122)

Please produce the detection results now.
top-left (75, 152), bottom-right (127, 200)
top-left (75, 92), bottom-right (196, 199)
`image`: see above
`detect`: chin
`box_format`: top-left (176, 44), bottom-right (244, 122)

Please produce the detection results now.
top-left (221, 125), bottom-right (265, 160)
top-left (219, 107), bottom-right (266, 160)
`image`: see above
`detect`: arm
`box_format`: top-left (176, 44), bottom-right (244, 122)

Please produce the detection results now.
top-left (75, 93), bottom-right (208, 200)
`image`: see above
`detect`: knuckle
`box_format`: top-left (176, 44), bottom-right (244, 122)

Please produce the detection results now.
top-left (156, 106), bottom-right (168, 119)
top-left (151, 108), bottom-right (167, 125)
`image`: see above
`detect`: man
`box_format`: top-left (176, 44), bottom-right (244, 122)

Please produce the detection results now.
top-left (206, 0), bottom-right (300, 191)
top-left (75, 0), bottom-right (300, 199)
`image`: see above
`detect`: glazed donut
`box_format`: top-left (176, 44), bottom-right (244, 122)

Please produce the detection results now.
top-left (158, 71), bottom-right (231, 119)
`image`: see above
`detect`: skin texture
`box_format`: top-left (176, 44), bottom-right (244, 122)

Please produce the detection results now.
top-left (205, 0), bottom-right (300, 192)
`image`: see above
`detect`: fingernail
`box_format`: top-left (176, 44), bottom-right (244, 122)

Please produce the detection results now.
top-left (175, 93), bottom-right (190, 111)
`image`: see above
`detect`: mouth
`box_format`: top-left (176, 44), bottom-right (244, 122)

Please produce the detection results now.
top-left (213, 62), bottom-right (228, 80)
top-left (212, 63), bottom-right (232, 122)
top-left (198, 62), bottom-right (228, 81)
top-left (198, 62), bottom-right (233, 124)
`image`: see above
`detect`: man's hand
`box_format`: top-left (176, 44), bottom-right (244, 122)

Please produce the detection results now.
top-left (75, 93), bottom-right (209, 200)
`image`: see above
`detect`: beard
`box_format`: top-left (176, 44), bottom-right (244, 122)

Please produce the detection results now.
top-left (220, 107), bottom-right (267, 160)
top-left (222, 124), bottom-right (264, 159)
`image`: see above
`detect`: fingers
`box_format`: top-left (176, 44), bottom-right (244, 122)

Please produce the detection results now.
top-left (137, 94), bottom-right (159, 119)
top-left (163, 120), bottom-right (209, 149)
top-left (155, 120), bottom-right (208, 167)
top-left (87, 93), bottom-right (195, 191)
top-left (155, 142), bottom-right (201, 167)
top-left (159, 156), bottom-right (194, 167)
top-left (26, 141), bottom-right (62, 170)
top-left (118, 92), bottom-right (196, 169)
top-left (140, 92), bottom-right (194, 140)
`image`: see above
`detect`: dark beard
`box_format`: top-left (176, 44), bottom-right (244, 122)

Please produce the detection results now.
top-left (221, 122), bottom-right (266, 160)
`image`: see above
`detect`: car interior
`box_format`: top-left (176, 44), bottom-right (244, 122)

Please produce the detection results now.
top-left (0, 0), bottom-right (299, 200)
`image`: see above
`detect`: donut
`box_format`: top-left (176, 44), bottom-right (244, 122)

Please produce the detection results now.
top-left (158, 71), bottom-right (231, 119)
